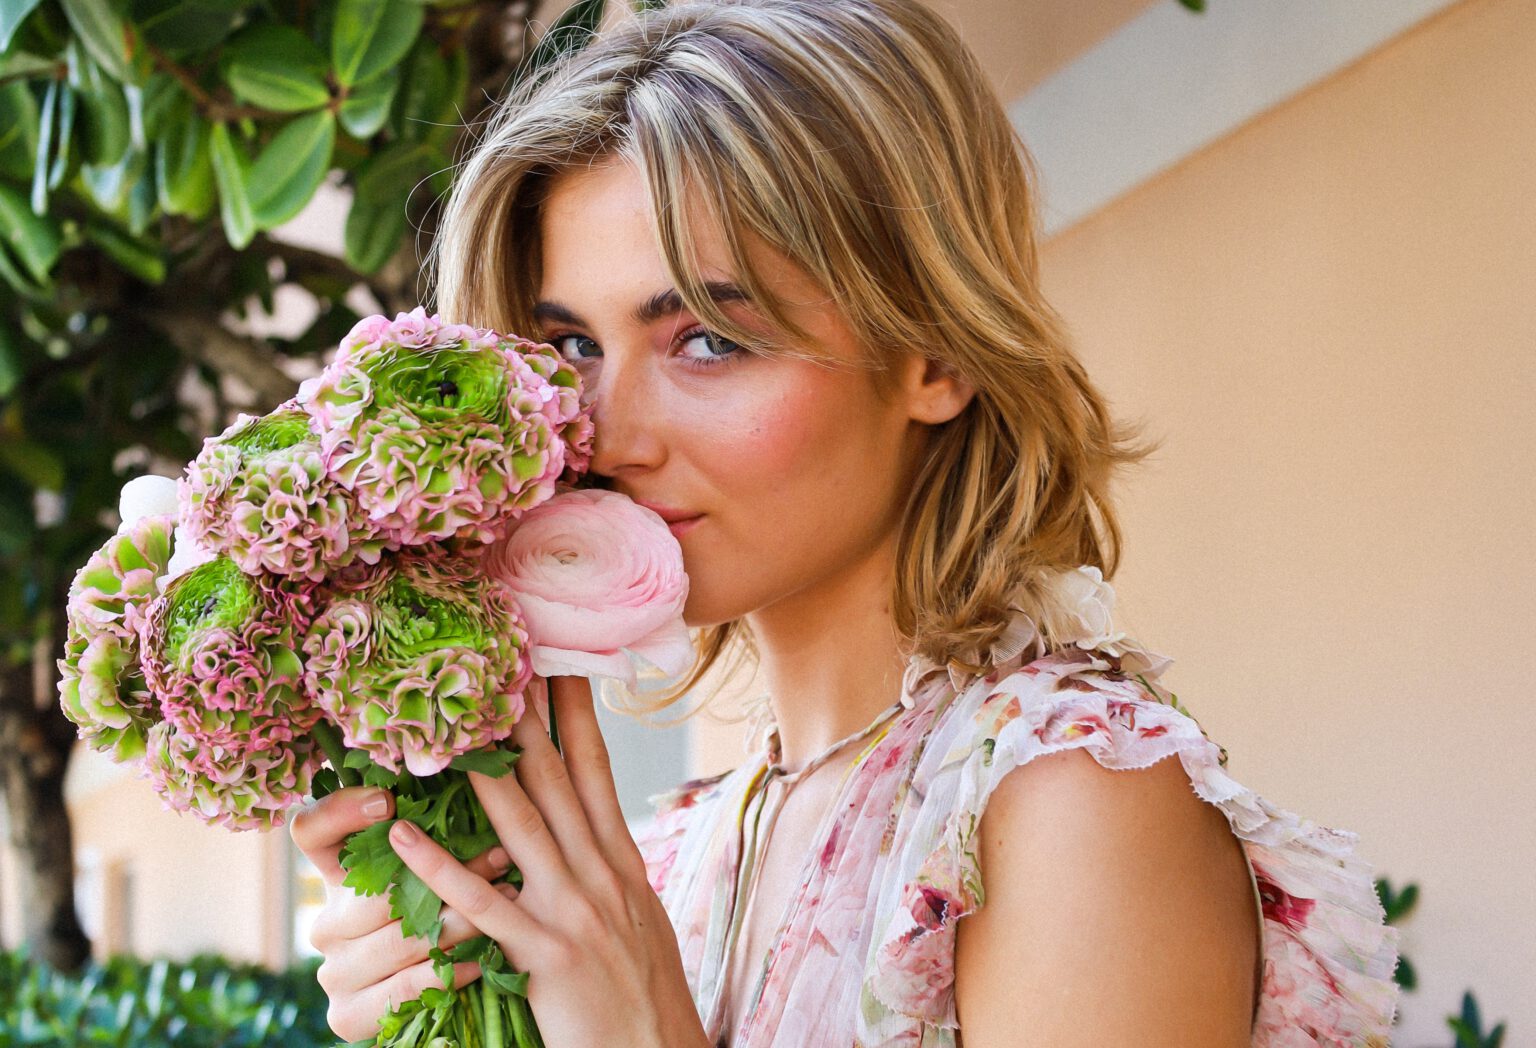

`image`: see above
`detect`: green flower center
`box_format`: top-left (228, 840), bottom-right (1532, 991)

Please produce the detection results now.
top-left (362, 345), bottom-right (510, 425)
top-left (162, 558), bottom-right (258, 663)
top-left (377, 575), bottom-right (485, 657)
top-left (226, 411), bottom-right (314, 457)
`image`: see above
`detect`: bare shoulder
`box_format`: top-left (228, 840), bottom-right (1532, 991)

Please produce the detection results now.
top-left (954, 747), bottom-right (1258, 1048)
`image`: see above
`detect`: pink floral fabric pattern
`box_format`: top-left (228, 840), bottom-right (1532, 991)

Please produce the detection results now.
top-left (632, 619), bottom-right (1400, 1047)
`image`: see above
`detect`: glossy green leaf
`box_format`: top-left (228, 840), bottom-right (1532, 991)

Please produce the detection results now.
top-left (338, 66), bottom-right (397, 138)
top-left (0, 182), bottom-right (60, 279)
top-left (45, 80), bottom-right (75, 189)
top-left (68, 43), bottom-right (131, 166)
top-left (79, 145), bottom-right (144, 215)
top-left (155, 98), bottom-right (214, 218)
top-left (136, 71), bottom-right (181, 139)
top-left (84, 221), bottom-right (165, 283)
top-left (59, 0), bottom-right (133, 83)
top-left (0, 81), bottom-right (41, 182)
top-left (0, 0), bottom-right (44, 52)
top-left (249, 108), bottom-right (335, 228)
top-left (132, 0), bottom-right (243, 55)
top-left (331, 0), bottom-right (423, 88)
top-left (343, 141), bottom-right (430, 272)
top-left (0, 50), bottom-right (56, 78)
top-left (208, 121), bottom-right (255, 249)
top-left (30, 76), bottom-right (57, 213)
top-left (222, 24), bottom-right (330, 112)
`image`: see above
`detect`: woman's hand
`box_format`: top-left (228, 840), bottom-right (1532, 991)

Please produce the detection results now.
top-left (289, 784), bottom-right (517, 1040)
top-left (385, 674), bottom-right (709, 1048)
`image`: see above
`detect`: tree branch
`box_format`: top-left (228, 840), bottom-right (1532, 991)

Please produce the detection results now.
top-left (146, 312), bottom-right (298, 406)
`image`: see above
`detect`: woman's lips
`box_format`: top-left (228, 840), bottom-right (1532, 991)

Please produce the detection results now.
top-left (666, 515), bottom-right (704, 538)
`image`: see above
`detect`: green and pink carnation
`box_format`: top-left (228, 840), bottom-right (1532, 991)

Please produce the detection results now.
top-left (56, 512), bottom-right (177, 761)
top-left (136, 557), bottom-right (321, 811)
top-left (296, 308), bottom-right (581, 547)
top-left (301, 553), bottom-right (535, 776)
top-left (180, 408), bottom-right (386, 580)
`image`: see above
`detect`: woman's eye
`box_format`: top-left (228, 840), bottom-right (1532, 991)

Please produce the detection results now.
top-left (678, 329), bottom-right (743, 363)
top-left (550, 334), bottom-right (601, 364)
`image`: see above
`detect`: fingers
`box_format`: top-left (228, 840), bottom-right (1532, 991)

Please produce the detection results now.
top-left (388, 820), bottom-right (545, 967)
top-left (290, 787), bottom-right (394, 887)
top-left (479, 688), bottom-right (606, 876)
top-left (324, 883), bottom-right (520, 997)
top-left (548, 675), bottom-right (650, 883)
top-left (325, 958), bottom-right (483, 1043)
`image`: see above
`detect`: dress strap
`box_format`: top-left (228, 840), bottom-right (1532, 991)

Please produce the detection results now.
top-left (1241, 841), bottom-right (1266, 1028)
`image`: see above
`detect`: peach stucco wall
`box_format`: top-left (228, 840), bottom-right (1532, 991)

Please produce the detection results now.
top-left (691, 0), bottom-right (1535, 1041)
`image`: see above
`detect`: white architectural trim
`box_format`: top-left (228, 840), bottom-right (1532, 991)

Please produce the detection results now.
top-left (1010, 0), bottom-right (1463, 238)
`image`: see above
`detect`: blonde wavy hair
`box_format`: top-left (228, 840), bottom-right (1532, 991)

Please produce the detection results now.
top-left (430, 0), bottom-right (1157, 714)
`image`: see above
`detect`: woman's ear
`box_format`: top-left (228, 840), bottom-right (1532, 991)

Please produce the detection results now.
top-left (903, 354), bottom-right (977, 425)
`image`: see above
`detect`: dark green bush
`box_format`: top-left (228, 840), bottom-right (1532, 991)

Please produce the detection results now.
top-left (0, 947), bottom-right (333, 1046)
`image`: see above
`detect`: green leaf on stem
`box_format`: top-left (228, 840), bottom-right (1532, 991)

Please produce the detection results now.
top-left (0, 182), bottom-right (61, 283)
top-left (392, 862), bottom-right (444, 945)
top-left (249, 108), bottom-right (335, 228)
top-left (208, 120), bottom-right (255, 248)
top-left (338, 819), bottom-right (404, 896)
top-left (331, 0), bottom-right (424, 89)
top-left (59, 0), bottom-right (133, 83)
top-left (343, 140), bottom-right (432, 272)
top-left (0, 0), bottom-right (45, 52)
top-left (222, 24), bottom-right (331, 112)
top-left (84, 220), bottom-right (166, 283)
top-left (338, 66), bottom-right (398, 138)
top-left (448, 747), bottom-right (521, 778)
top-left (155, 99), bottom-right (215, 219)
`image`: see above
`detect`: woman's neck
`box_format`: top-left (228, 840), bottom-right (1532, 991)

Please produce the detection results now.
top-left (744, 537), bottom-right (912, 770)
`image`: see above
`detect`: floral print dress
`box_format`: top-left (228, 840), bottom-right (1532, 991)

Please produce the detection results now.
top-left (632, 597), bottom-right (1401, 1047)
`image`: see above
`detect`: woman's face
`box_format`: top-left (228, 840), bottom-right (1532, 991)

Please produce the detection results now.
top-left (535, 159), bottom-right (966, 628)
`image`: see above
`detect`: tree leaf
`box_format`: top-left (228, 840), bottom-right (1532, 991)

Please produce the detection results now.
top-left (68, 42), bottom-right (131, 166)
top-left (0, 438), bottom-right (66, 490)
top-left (343, 141), bottom-right (431, 272)
top-left (338, 66), bottom-right (397, 138)
top-left (331, 0), bottom-right (424, 89)
top-left (46, 80), bottom-right (77, 191)
top-left (155, 99), bottom-right (214, 218)
top-left (78, 144), bottom-right (144, 216)
top-left (208, 120), bottom-right (255, 249)
top-left (59, 0), bottom-right (133, 83)
top-left (0, 0), bottom-right (44, 52)
top-left (222, 24), bottom-right (330, 112)
top-left (0, 50), bottom-right (57, 79)
top-left (132, 0), bottom-right (244, 56)
top-left (0, 182), bottom-right (61, 283)
top-left (30, 75), bottom-right (57, 214)
top-left (84, 220), bottom-right (165, 283)
top-left (0, 321), bottom-right (23, 398)
top-left (0, 80), bottom-right (41, 182)
top-left (249, 109), bottom-right (335, 228)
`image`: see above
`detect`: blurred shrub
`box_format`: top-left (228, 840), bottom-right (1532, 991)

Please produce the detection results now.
top-left (0, 947), bottom-right (333, 1047)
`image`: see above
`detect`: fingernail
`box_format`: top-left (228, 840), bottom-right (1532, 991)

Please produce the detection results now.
top-left (361, 792), bottom-right (390, 820)
top-left (488, 847), bottom-right (511, 875)
top-left (390, 820), bottom-right (419, 847)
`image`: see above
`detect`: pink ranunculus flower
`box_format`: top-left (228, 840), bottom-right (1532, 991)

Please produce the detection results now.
top-left (485, 489), bottom-right (693, 686)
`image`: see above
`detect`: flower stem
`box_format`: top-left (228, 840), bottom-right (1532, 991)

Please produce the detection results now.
top-left (483, 982), bottom-right (505, 1048)
top-left (546, 684), bottom-right (561, 756)
top-left (310, 719), bottom-right (361, 787)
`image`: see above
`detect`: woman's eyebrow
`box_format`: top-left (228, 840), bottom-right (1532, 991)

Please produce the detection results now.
top-left (532, 281), bottom-right (750, 328)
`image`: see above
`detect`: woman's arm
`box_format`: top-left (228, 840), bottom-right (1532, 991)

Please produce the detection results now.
top-left (954, 748), bottom-right (1259, 1047)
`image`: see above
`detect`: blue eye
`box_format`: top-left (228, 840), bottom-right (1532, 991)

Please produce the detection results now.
top-left (551, 334), bottom-right (601, 363)
top-left (677, 328), bottom-right (743, 365)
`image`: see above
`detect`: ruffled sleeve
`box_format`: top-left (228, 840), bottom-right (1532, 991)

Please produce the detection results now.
top-left (859, 648), bottom-right (1400, 1046)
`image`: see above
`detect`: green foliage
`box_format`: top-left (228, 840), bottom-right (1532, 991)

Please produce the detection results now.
top-left (0, 947), bottom-right (333, 1046)
top-left (1377, 877), bottom-right (1509, 1047)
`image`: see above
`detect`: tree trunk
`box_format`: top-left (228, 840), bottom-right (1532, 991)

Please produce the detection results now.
top-left (0, 647), bottom-right (90, 971)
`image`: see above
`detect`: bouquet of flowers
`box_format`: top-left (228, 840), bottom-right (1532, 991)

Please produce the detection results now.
top-left (56, 309), bottom-right (693, 1048)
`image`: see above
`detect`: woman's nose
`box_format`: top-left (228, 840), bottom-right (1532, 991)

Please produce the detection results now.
top-left (584, 349), bottom-right (666, 479)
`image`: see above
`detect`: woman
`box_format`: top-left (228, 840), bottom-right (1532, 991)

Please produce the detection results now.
top-left (291, 1), bottom-right (1401, 1044)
